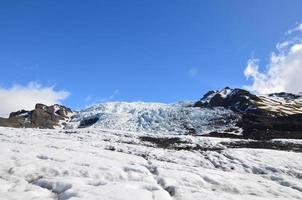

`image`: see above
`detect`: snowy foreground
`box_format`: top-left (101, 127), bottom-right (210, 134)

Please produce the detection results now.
top-left (1, 127), bottom-right (302, 200)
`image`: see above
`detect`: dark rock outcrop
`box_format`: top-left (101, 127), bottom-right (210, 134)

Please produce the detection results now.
top-left (238, 113), bottom-right (302, 140)
top-left (78, 117), bottom-right (99, 128)
top-left (0, 104), bottom-right (73, 129)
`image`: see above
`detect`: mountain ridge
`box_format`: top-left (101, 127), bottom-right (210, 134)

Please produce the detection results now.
top-left (0, 87), bottom-right (301, 140)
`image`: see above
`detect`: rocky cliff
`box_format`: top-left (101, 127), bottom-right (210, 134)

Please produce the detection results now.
top-left (0, 104), bottom-right (73, 129)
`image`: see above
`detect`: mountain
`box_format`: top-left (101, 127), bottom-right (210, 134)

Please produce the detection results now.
top-left (0, 104), bottom-right (72, 129)
top-left (194, 87), bottom-right (302, 115)
top-left (65, 87), bottom-right (302, 140)
top-left (194, 87), bottom-right (302, 140)
top-left (0, 87), bottom-right (301, 140)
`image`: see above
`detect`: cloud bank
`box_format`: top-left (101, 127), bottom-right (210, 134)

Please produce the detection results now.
top-left (0, 82), bottom-right (70, 117)
top-left (244, 23), bottom-right (302, 94)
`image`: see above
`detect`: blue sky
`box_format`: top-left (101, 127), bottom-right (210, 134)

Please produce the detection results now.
top-left (1, 0), bottom-right (302, 111)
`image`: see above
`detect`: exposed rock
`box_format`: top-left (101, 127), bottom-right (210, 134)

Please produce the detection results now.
top-left (140, 135), bottom-right (302, 153)
top-left (194, 87), bottom-right (302, 140)
top-left (239, 113), bottom-right (302, 140)
top-left (194, 87), bottom-right (262, 113)
top-left (9, 110), bottom-right (30, 118)
top-left (268, 92), bottom-right (301, 100)
top-left (0, 104), bottom-right (73, 129)
top-left (78, 117), bottom-right (99, 128)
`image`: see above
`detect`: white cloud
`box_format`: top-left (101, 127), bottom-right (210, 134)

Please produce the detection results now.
top-left (244, 23), bottom-right (302, 94)
top-left (0, 82), bottom-right (70, 117)
top-left (287, 23), bottom-right (302, 34)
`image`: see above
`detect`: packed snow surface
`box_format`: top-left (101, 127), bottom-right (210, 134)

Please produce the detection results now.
top-left (1, 127), bottom-right (302, 200)
top-left (68, 102), bottom-right (241, 134)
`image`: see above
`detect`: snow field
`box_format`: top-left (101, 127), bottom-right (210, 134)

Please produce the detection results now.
top-left (0, 127), bottom-right (302, 200)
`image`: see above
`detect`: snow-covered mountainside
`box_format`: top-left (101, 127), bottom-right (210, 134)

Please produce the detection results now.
top-left (259, 93), bottom-right (302, 115)
top-left (67, 102), bottom-right (241, 135)
top-left (1, 127), bottom-right (302, 200)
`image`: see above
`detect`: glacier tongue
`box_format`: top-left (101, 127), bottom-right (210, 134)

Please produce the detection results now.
top-left (67, 102), bottom-right (241, 135)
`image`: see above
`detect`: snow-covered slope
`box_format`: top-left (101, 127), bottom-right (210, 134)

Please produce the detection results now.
top-left (258, 93), bottom-right (302, 115)
top-left (67, 102), bottom-right (241, 135)
top-left (1, 127), bottom-right (302, 200)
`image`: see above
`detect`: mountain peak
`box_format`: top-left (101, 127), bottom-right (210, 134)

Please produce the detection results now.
top-left (195, 87), bottom-right (260, 113)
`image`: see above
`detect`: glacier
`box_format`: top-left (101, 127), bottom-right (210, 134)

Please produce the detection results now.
top-left (67, 102), bottom-right (241, 135)
top-left (1, 127), bottom-right (302, 200)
